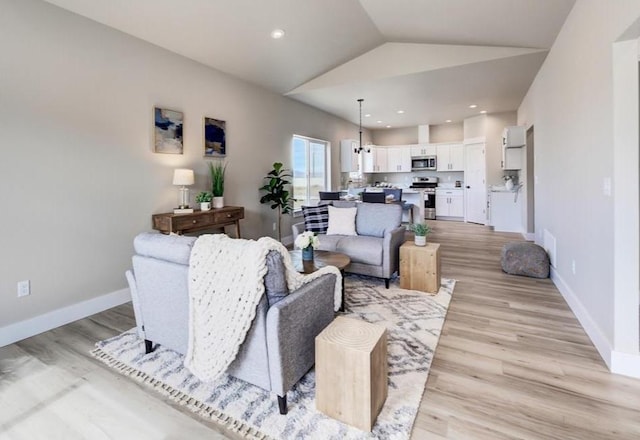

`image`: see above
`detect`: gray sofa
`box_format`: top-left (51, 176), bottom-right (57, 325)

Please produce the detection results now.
top-left (125, 232), bottom-right (336, 414)
top-left (292, 202), bottom-right (405, 288)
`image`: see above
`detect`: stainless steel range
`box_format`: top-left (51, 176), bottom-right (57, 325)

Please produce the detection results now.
top-left (410, 177), bottom-right (438, 220)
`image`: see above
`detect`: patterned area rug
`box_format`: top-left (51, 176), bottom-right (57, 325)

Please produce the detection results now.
top-left (92, 275), bottom-right (455, 439)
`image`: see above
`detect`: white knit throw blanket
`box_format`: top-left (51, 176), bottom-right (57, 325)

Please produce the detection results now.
top-left (184, 234), bottom-right (342, 383)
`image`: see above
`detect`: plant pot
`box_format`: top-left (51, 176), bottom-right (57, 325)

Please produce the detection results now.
top-left (414, 235), bottom-right (426, 246)
top-left (200, 202), bottom-right (211, 211)
top-left (213, 196), bottom-right (224, 209)
top-left (302, 246), bottom-right (314, 261)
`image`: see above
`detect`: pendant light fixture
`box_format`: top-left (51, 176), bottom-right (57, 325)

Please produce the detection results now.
top-left (355, 98), bottom-right (371, 154)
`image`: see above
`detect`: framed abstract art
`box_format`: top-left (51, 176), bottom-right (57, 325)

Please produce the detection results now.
top-left (204, 117), bottom-right (226, 157)
top-left (154, 107), bottom-right (183, 154)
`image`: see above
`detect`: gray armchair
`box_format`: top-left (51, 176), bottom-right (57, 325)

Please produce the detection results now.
top-left (125, 232), bottom-right (336, 414)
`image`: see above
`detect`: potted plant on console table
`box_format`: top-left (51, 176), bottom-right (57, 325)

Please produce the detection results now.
top-left (411, 223), bottom-right (431, 246)
top-left (195, 191), bottom-right (212, 211)
top-left (209, 160), bottom-right (226, 208)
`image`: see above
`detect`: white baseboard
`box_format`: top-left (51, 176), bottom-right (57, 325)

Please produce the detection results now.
top-left (0, 288), bottom-right (131, 348)
top-left (611, 350), bottom-right (640, 378)
top-left (550, 268), bottom-right (613, 368)
top-left (522, 232), bottom-right (535, 241)
top-left (553, 270), bottom-right (640, 378)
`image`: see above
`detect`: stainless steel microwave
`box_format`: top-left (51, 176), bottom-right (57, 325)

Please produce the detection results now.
top-left (411, 156), bottom-right (437, 171)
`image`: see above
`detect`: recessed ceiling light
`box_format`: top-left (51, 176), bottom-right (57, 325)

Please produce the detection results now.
top-left (445, 119), bottom-right (452, 123)
top-left (469, 104), bottom-right (478, 109)
top-left (386, 125), bottom-right (392, 128)
top-left (270, 29), bottom-right (285, 39)
top-left (377, 120), bottom-right (383, 123)
top-left (365, 114), bottom-right (371, 117)
top-left (396, 110), bottom-right (404, 114)
top-left (480, 110), bottom-right (487, 114)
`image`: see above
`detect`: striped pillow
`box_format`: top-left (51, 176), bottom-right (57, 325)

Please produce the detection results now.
top-left (302, 205), bottom-right (329, 233)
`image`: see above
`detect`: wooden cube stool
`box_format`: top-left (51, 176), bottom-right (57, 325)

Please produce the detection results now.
top-left (399, 241), bottom-right (441, 293)
top-left (315, 316), bottom-right (388, 431)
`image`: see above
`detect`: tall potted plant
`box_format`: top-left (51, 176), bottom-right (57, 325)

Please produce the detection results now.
top-left (259, 162), bottom-right (293, 241)
top-left (209, 160), bottom-right (226, 208)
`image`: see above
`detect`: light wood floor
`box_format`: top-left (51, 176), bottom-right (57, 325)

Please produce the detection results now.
top-left (1, 221), bottom-right (639, 439)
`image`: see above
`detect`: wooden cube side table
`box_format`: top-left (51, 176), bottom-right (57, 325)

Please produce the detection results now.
top-left (315, 316), bottom-right (388, 432)
top-left (399, 241), bottom-right (441, 293)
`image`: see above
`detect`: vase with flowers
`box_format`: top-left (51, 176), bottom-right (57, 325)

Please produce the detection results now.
top-left (295, 231), bottom-right (320, 261)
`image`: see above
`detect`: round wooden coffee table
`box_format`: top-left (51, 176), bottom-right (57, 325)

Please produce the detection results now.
top-left (289, 250), bottom-right (351, 311)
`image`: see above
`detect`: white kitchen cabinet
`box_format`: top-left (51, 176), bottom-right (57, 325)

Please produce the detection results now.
top-left (363, 146), bottom-right (388, 173)
top-left (501, 144), bottom-right (522, 170)
top-left (436, 143), bottom-right (464, 171)
top-left (435, 188), bottom-right (464, 218)
top-left (489, 188), bottom-right (522, 232)
top-left (387, 146), bottom-right (411, 172)
top-left (502, 126), bottom-right (525, 148)
top-left (410, 144), bottom-right (436, 157)
top-left (340, 139), bottom-right (360, 172)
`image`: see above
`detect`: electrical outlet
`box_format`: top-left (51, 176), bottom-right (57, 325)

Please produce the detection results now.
top-left (272, 222), bottom-right (276, 231)
top-left (17, 280), bottom-right (30, 297)
top-left (571, 260), bottom-right (576, 275)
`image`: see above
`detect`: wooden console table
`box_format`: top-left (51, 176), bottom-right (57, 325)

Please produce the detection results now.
top-left (152, 206), bottom-right (244, 237)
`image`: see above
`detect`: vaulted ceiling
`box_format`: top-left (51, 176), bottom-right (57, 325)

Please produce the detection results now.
top-left (43, 0), bottom-right (576, 128)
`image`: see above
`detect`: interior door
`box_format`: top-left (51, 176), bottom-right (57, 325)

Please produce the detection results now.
top-left (464, 142), bottom-right (486, 224)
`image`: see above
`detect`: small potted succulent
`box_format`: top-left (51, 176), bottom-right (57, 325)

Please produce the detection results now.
top-left (295, 231), bottom-right (320, 261)
top-left (195, 191), bottom-right (213, 211)
top-left (410, 223), bottom-right (431, 246)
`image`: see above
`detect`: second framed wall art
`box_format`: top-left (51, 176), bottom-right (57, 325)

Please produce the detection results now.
top-left (204, 117), bottom-right (226, 157)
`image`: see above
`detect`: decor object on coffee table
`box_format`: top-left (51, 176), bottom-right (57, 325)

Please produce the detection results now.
top-left (316, 316), bottom-right (387, 432)
top-left (501, 241), bottom-right (550, 278)
top-left (208, 160), bottom-right (226, 208)
top-left (294, 231), bottom-right (319, 261)
top-left (410, 222), bottom-right (431, 246)
top-left (400, 241), bottom-right (441, 293)
top-left (204, 117), bottom-right (226, 157)
top-left (195, 191), bottom-right (212, 211)
top-left (172, 168), bottom-right (194, 213)
top-left (154, 107), bottom-right (183, 154)
top-left (259, 162), bottom-right (293, 242)
top-left (292, 202), bottom-right (405, 288)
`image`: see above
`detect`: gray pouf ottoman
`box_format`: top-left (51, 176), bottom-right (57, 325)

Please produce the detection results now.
top-left (501, 242), bottom-right (550, 278)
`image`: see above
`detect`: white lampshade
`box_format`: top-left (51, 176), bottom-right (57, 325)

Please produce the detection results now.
top-left (172, 169), bottom-right (194, 186)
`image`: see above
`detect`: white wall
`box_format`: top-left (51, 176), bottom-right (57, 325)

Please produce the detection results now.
top-left (429, 123), bottom-right (463, 143)
top-left (372, 123), bottom-right (464, 146)
top-left (371, 126), bottom-right (417, 145)
top-left (0, 0), bottom-right (360, 332)
top-left (517, 0), bottom-right (640, 373)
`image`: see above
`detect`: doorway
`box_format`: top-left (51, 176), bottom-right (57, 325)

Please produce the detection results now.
top-left (526, 126), bottom-right (535, 235)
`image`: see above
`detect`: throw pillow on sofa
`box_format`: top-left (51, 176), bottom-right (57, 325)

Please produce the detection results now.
top-left (302, 205), bottom-right (329, 233)
top-left (326, 205), bottom-right (358, 236)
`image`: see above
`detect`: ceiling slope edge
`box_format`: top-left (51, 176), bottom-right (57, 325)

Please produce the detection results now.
top-left (286, 42), bottom-right (546, 95)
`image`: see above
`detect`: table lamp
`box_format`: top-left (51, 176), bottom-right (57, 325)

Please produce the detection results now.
top-left (173, 168), bottom-right (194, 210)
